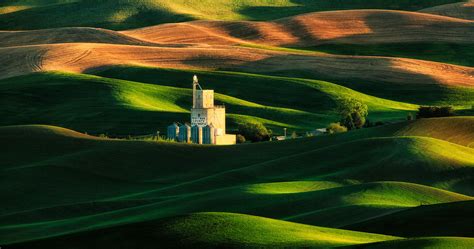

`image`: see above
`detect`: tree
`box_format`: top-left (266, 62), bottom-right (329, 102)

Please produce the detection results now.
top-left (237, 122), bottom-right (271, 142)
top-left (416, 106), bottom-right (454, 119)
top-left (326, 122), bottom-right (348, 134)
top-left (337, 98), bottom-right (368, 130)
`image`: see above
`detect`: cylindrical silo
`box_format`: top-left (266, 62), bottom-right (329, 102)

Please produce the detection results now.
top-left (191, 125), bottom-right (202, 144)
top-left (167, 123), bottom-right (179, 141)
top-left (178, 124), bottom-right (191, 143)
top-left (202, 124), bottom-right (215, 144)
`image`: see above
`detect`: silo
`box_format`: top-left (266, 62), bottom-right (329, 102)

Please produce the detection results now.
top-left (202, 124), bottom-right (215, 144)
top-left (167, 123), bottom-right (179, 141)
top-left (178, 124), bottom-right (191, 143)
top-left (191, 125), bottom-right (202, 144)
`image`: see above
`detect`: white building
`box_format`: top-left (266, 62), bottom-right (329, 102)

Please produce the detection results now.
top-left (168, 76), bottom-right (236, 145)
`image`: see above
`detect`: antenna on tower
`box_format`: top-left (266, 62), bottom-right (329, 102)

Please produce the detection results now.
top-left (193, 75), bottom-right (202, 90)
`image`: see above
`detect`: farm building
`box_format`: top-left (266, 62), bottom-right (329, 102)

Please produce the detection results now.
top-left (167, 76), bottom-right (236, 145)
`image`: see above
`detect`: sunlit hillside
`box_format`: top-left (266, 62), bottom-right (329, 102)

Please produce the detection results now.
top-left (0, 1), bottom-right (473, 248)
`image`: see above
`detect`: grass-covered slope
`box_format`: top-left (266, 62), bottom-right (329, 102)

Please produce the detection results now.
top-left (346, 237), bottom-right (474, 249)
top-left (1, 2), bottom-right (474, 247)
top-left (346, 200), bottom-right (474, 237)
top-left (395, 117), bottom-right (474, 148)
top-left (94, 66), bottom-right (474, 110)
top-left (1, 124), bottom-right (473, 245)
top-left (0, 0), bottom-right (462, 30)
top-left (6, 212), bottom-right (398, 249)
top-left (0, 70), bottom-right (419, 134)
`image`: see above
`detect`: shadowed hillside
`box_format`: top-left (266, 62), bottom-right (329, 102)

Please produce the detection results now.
top-left (0, 71), bottom-right (417, 134)
top-left (421, 0), bottom-right (474, 20)
top-left (0, 124), bottom-right (473, 246)
top-left (346, 200), bottom-right (474, 237)
top-left (1, 1), bottom-right (473, 248)
top-left (5, 213), bottom-right (400, 249)
top-left (123, 10), bottom-right (474, 46)
top-left (0, 0), bottom-right (462, 30)
top-left (1, 43), bottom-right (473, 89)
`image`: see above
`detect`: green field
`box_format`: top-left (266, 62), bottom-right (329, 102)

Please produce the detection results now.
top-left (1, 0), bottom-right (474, 247)
top-left (1, 118), bottom-right (473, 247)
top-left (0, 69), bottom-right (423, 135)
top-left (0, 0), bottom-right (461, 30)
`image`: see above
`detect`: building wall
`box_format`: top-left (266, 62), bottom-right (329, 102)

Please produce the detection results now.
top-left (215, 134), bottom-right (236, 145)
top-left (194, 90), bottom-right (214, 108)
top-left (191, 107), bottom-right (226, 132)
top-left (187, 81), bottom-right (235, 145)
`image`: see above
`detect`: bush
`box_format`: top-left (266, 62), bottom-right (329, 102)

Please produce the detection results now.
top-left (416, 106), bottom-right (454, 119)
top-left (326, 122), bottom-right (348, 134)
top-left (236, 134), bottom-right (246, 144)
top-left (337, 98), bottom-right (368, 130)
top-left (237, 122), bottom-right (271, 142)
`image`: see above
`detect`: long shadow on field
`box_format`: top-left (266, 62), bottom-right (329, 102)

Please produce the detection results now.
top-left (238, 0), bottom-right (460, 20)
top-left (90, 65), bottom-right (339, 113)
top-left (0, 1), bottom-right (194, 30)
top-left (226, 52), bottom-right (474, 106)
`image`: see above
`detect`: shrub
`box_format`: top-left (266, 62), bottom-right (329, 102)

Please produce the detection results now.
top-left (236, 134), bottom-right (246, 144)
top-left (237, 122), bottom-right (271, 142)
top-left (326, 122), bottom-right (348, 134)
top-left (416, 106), bottom-right (454, 119)
top-left (337, 98), bottom-right (368, 130)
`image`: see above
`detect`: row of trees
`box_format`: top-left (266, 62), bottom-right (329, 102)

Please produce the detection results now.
top-left (236, 98), bottom-right (369, 142)
top-left (416, 106), bottom-right (454, 118)
top-left (235, 99), bottom-right (458, 142)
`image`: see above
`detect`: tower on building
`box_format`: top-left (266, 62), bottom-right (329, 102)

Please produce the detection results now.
top-left (190, 75), bottom-right (236, 145)
top-left (167, 75), bottom-right (236, 145)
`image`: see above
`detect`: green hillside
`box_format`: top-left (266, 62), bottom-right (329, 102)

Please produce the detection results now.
top-left (5, 213), bottom-right (400, 249)
top-left (346, 200), bottom-right (474, 237)
top-left (0, 70), bottom-right (419, 135)
top-left (1, 1), bottom-right (474, 247)
top-left (94, 66), bottom-right (474, 110)
top-left (1, 123), bottom-right (473, 246)
top-left (0, 0), bottom-right (461, 30)
top-left (346, 237), bottom-right (474, 249)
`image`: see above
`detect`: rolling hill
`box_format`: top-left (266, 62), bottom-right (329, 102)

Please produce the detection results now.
top-left (0, 0), bottom-right (463, 30)
top-left (122, 10), bottom-right (474, 46)
top-left (5, 212), bottom-right (400, 249)
top-left (0, 123), bottom-right (473, 246)
top-left (2, 43), bottom-right (474, 90)
top-left (1, 1), bottom-right (474, 248)
top-left (346, 200), bottom-right (474, 237)
top-left (421, 0), bottom-right (474, 20)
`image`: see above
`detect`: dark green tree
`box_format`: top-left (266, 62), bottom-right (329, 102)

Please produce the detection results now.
top-left (416, 106), bottom-right (454, 118)
top-left (237, 122), bottom-right (271, 142)
top-left (337, 98), bottom-right (368, 130)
